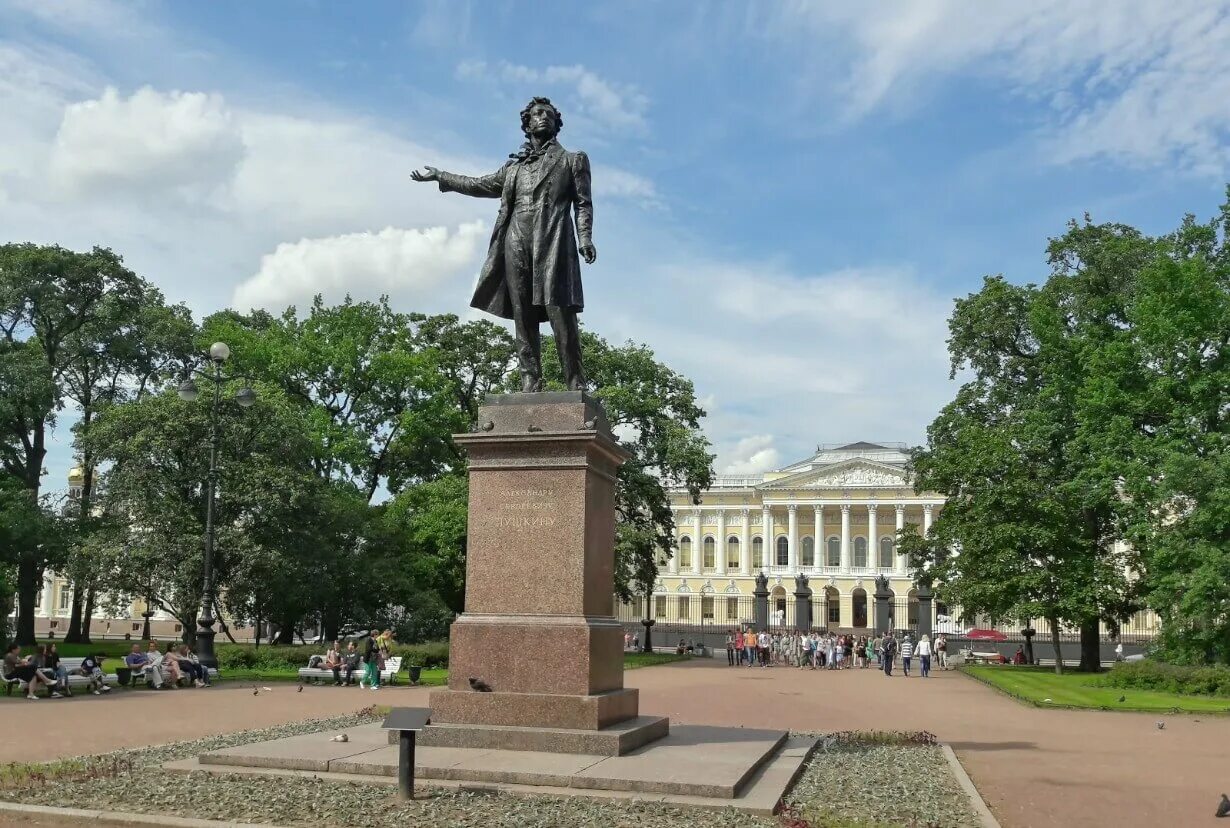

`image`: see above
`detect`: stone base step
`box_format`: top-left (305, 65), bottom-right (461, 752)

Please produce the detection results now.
top-left (403, 715), bottom-right (669, 756)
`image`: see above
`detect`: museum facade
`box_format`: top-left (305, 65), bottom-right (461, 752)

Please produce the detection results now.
top-left (634, 442), bottom-right (945, 631)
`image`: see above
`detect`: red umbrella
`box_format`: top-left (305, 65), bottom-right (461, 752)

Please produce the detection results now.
top-left (966, 628), bottom-right (1009, 642)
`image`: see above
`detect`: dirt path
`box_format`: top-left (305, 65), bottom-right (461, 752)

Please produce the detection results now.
top-left (5, 663), bottom-right (1227, 827)
top-left (624, 659), bottom-right (1230, 828)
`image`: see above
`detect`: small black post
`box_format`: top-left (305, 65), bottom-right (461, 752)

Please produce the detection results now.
top-left (398, 730), bottom-right (415, 799)
top-left (752, 572), bottom-right (770, 630)
top-left (1021, 627), bottom-right (1036, 666)
top-left (640, 618), bottom-right (655, 653)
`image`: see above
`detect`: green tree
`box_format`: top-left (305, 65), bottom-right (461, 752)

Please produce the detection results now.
top-left (60, 294), bottom-right (195, 642)
top-left (0, 244), bottom-right (146, 643)
top-left (1081, 199), bottom-right (1230, 663)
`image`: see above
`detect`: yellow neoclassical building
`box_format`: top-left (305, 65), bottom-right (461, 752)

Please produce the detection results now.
top-left (648, 442), bottom-right (945, 630)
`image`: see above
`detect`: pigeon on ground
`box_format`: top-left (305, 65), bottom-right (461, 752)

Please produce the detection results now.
top-left (262, 686), bottom-right (272, 691)
top-left (252, 688), bottom-right (259, 696)
top-left (297, 685), bottom-right (303, 693)
top-left (1217, 794), bottom-right (1230, 818)
top-left (468, 677), bottom-right (493, 692)
top-left (330, 733), bottom-right (349, 743)
top-left (1118, 695), bottom-right (1125, 703)
top-left (1156, 721), bottom-right (1165, 730)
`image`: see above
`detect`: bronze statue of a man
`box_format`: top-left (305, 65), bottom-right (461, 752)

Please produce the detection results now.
top-left (412, 97), bottom-right (595, 392)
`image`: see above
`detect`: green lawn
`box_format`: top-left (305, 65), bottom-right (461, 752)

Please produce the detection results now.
top-left (963, 665), bottom-right (1230, 713)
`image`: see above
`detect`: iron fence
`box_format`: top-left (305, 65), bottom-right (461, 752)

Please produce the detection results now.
top-left (615, 596), bottom-right (1161, 643)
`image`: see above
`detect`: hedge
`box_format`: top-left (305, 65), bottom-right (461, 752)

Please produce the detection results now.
top-left (215, 640), bottom-right (450, 671)
top-left (1096, 660), bottom-right (1230, 697)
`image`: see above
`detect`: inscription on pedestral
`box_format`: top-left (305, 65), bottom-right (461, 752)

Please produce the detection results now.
top-left (486, 487), bottom-right (559, 529)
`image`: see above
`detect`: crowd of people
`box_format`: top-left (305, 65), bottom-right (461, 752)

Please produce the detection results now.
top-left (3, 639), bottom-right (211, 700)
top-left (721, 628), bottom-right (950, 677)
top-left (311, 629), bottom-right (394, 689)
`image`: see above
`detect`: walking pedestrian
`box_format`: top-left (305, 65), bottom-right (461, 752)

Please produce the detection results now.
top-left (881, 632), bottom-right (897, 676)
top-left (726, 630), bottom-right (736, 666)
top-left (917, 634), bottom-right (932, 677)
top-left (900, 633), bottom-right (915, 676)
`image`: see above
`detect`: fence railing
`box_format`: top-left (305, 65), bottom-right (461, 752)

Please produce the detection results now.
top-left (615, 596), bottom-right (1162, 642)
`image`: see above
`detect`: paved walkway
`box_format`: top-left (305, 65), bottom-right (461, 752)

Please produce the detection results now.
top-left (625, 660), bottom-right (1230, 828)
top-left (4, 664), bottom-right (1228, 827)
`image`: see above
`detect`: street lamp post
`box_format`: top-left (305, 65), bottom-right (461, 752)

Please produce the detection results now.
top-left (178, 342), bottom-right (256, 669)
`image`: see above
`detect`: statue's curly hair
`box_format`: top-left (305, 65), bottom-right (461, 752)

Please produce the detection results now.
top-left (520, 96), bottom-right (563, 138)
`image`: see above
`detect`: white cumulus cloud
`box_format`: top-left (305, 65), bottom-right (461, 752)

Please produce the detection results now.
top-left (721, 435), bottom-right (782, 475)
top-left (232, 221), bottom-right (488, 312)
top-left (457, 60), bottom-right (649, 132)
top-left (49, 86), bottom-right (244, 198)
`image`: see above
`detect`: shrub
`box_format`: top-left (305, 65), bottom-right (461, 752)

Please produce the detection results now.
top-left (1096, 660), bottom-right (1230, 697)
top-left (214, 640), bottom-right (451, 671)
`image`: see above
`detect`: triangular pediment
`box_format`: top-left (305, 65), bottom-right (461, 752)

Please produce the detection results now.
top-left (759, 458), bottom-right (909, 490)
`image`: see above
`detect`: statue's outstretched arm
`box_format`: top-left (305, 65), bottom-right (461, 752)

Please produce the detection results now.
top-left (412, 163), bottom-right (508, 198)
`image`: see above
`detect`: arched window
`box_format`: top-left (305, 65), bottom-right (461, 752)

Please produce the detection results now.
top-left (679, 536), bottom-right (692, 569)
top-left (826, 536), bottom-right (840, 567)
top-left (853, 536), bottom-right (867, 568)
top-left (752, 537), bottom-right (764, 568)
top-left (908, 588), bottom-right (919, 627)
top-left (879, 536), bottom-right (894, 568)
top-left (801, 536), bottom-right (815, 567)
top-left (726, 535), bottom-right (740, 570)
top-left (702, 537), bottom-right (716, 569)
top-left (775, 536), bottom-right (789, 566)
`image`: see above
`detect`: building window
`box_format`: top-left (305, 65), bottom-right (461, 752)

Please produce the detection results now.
top-left (654, 596), bottom-right (666, 618)
top-left (58, 586), bottom-right (72, 611)
top-left (752, 537), bottom-right (764, 568)
top-left (49, 620), bottom-right (59, 629)
top-left (775, 536), bottom-right (789, 566)
top-left (701, 596), bottom-right (714, 620)
top-left (726, 536), bottom-right (740, 570)
top-left (679, 536), bottom-right (692, 569)
top-left (801, 536), bottom-right (815, 567)
top-left (826, 536), bottom-right (840, 567)
top-left (879, 536), bottom-right (894, 568)
top-left (677, 596), bottom-right (690, 619)
top-left (702, 537), bottom-right (716, 569)
top-left (853, 537), bottom-right (868, 568)
top-left (132, 623), bottom-right (141, 632)
top-left (725, 596), bottom-right (739, 620)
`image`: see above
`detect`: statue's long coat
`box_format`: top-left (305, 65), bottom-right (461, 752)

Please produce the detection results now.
top-left (437, 142), bottom-right (593, 323)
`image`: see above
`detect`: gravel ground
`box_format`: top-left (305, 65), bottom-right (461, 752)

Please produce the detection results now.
top-left (1, 716), bottom-right (980, 828)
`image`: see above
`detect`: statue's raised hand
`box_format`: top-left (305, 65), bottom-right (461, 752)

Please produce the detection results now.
top-left (410, 166), bottom-right (440, 183)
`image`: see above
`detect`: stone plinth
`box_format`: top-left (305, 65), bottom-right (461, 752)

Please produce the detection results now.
top-left (431, 392), bottom-right (646, 734)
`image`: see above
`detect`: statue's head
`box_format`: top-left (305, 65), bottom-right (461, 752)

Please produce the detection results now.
top-left (520, 96), bottom-right (563, 139)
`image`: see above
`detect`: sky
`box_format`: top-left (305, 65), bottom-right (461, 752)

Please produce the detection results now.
top-left (3, 0), bottom-right (1230, 494)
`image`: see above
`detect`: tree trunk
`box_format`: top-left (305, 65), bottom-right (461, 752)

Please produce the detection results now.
top-left (254, 607), bottom-right (262, 649)
top-left (1048, 617), bottom-right (1063, 675)
top-left (81, 585), bottom-right (97, 644)
top-left (15, 558), bottom-right (40, 645)
top-left (274, 614), bottom-right (297, 645)
top-left (65, 583), bottom-right (85, 642)
top-left (1078, 618), bottom-right (1101, 672)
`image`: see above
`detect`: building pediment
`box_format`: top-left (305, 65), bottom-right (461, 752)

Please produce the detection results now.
top-left (759, 458), bottom-right (909, 490)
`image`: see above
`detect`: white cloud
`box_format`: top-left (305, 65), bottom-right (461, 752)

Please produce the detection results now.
top-left (49, 86), bottom-right (244, 198)
top-left (457, 60), bottom-right (649, 132)
top-left (232, 221), bottom-right (488, 312)
top-left (776, 1), bottom-right (1230, 170)
top-left (721, 435), bottom-right (781, 475)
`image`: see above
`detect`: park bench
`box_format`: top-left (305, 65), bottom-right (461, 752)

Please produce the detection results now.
top-left (127, 659), bottom-right (219, 688)
top-left (298, 655), bottom-right (403, 685)
top-left (1, 656), bottom-right (119, 696)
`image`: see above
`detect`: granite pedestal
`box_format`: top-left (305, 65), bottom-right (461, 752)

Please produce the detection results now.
top-left (423, 392), bottom-right (668, 755)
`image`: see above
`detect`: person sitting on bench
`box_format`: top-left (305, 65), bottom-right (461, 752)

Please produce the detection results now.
top-left (72, 652), bottom-right (110, 695)
top-left (4, 642), bottom-right (61, 699)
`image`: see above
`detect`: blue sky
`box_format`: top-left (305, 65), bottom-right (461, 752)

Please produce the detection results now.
top-left (2, 0), bottom-right (1229, 492)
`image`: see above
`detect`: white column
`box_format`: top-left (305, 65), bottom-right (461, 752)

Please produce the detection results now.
top-left (813, 505), bottom-right (824, 569)
top-left (739, 508), bottom-right (751, 576)
top-left (760, 505), bottom-right (772, 572)
top-left (867, 504), bottom-right (878, 572)
top-left (714, 509), bottom-right (726, 575)
top-left (787, 504), bottom-right (799, 571)
top-left (667, 531), bottom-right (680, 574)
top-left (692, 510), bottom-right (703, 575)
top-left (895, 504), bottom-right (907, 575)
top-left (924, 504), bottom-right (934, 536)
top-left (840, 504), bottom-right (851, 573)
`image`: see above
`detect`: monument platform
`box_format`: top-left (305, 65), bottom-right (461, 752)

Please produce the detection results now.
top-left (179, 722), bottom-right (815, 813)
